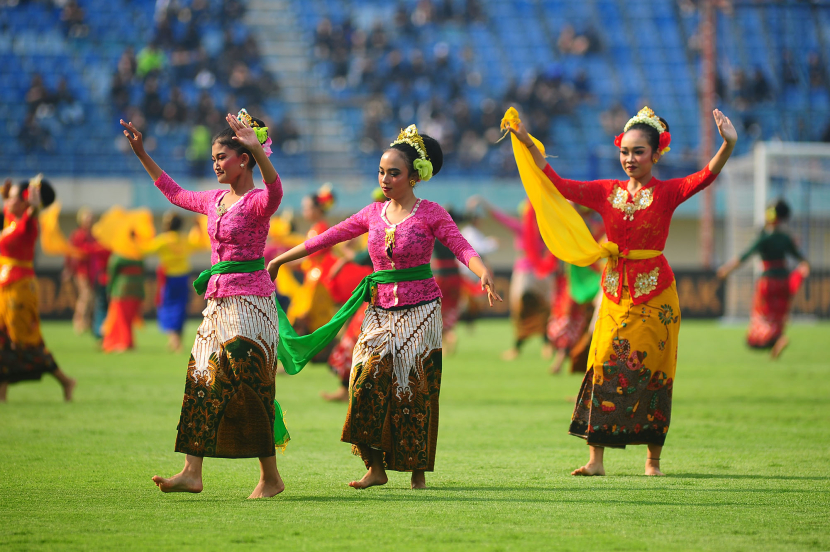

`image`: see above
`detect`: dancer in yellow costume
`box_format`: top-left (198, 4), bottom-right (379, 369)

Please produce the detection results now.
top-left (503, 106), bottom-right (737, 476)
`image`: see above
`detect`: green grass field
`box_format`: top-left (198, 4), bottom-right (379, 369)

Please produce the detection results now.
top-left (1, 319), bottom-right (828, 551)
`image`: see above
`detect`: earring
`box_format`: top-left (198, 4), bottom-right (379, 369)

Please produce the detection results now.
top-left (652, 157), bottom-right (658, 164)
top-left (409, 179), bottom-right (417, 188)
top-left (240, 163), bottom-right (245, 167)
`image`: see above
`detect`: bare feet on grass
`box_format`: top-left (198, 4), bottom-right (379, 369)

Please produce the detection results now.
top-left (501, 348), bottom-right (520, 361)
top-left (62, 378), bottom-right (77, 402)
top-left (349, 466), bottom-right (388, 489)
top-left (572, 445), bottom-right (605, 476)
top-left (645, 460), bottom-right (665, 476)
top-left (152, 472), bottom-right (203, 493)
top-left (770, 335), bottom-right (789, 359)
top-left (411, 470), bottom-right (426, 489)
top-left (248, 475), bottom-right (285, 499)
top-left (571, 463), bottom-right (605, 476)
top-left (321, 386), bottom-right (349, 402)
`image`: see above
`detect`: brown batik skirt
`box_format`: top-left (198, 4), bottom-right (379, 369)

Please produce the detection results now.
top-left (342, 299), bottom-right (443, 472)
top-left (174, 295), bottom-right (281, 458)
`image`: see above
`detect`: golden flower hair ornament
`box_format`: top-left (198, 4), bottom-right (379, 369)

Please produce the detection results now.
top-left (614, 106), bottom-right (671, 156)
top-left (390, 124), bottom-right (434, 181)
top-left (236, 108), bottom-right (272, 157)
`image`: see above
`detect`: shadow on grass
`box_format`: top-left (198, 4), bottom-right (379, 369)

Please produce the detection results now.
top-left (671, 473), bottom-right (828, 481)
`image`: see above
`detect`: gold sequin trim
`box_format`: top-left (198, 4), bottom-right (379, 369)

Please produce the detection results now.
top-left (608, 186), bottom-right (653, 221)
top-left (633, 267), bottom-right (660, 298)
top-left (603, 267), bottom-right (620, 297)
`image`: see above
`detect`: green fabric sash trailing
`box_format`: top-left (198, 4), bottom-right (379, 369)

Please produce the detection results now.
top-left (192, 257), bottom-right (266, 295)
top-left (193, 259), bottom-right (433, 449)
top-left (275, 263), bottom-right (433, 375)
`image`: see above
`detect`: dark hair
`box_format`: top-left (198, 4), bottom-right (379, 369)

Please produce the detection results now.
top-left (164, 212), bottom-right (183, 232)
top-left (19, 178), bottom-right (56, 208)
top-left (211, 114), bottom-right (267, 170)
top-left (387, 134), bottom-right (444, 178)
top-left (773, 198), bottom-right (791, 222)
top-left (625, 117), bottom-right (670, 155)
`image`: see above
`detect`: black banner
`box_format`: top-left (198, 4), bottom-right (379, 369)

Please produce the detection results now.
top-left (29, 268), bottom-right (830, 321)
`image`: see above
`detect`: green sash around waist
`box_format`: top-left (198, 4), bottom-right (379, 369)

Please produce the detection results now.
top-left (192, 258), bottom-right (266, 295)
top-left (276, 263), bottom-right (434, 375)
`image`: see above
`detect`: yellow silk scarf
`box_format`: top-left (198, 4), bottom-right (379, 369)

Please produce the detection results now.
top-left (500, 107), bottom-right (661, 267)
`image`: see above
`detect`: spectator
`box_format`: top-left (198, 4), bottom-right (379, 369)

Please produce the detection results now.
top-left (60, 0), bottom-right (88, 38)
top-left (136, 41), bottom-right (167, 79)
top-left (807, 52), bottom-right (827, 89)
top-left (25, 74), bottom-right (51, 114)
top-left (141, 77), bottom-right (164, 121)
top-left (18, 112), bottom-right (53, 153)
top-left (162, 86), bottom-right (188, 125)
top-left (781, 50), bottom-right (799, 87)
top-left (55, 77), bottom-right (84, 126)
top-left (750, 68), bottom-right (771, 103)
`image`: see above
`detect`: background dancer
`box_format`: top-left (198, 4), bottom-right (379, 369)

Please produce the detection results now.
top-left (121, 108), bottom-right (288, 499)
top-left (468, 196), bottom-right (553, 360)
top-left (268, 125), bottom-right (501, 490)
top-left (505, 106), bottom-right (737, 476)
top-left (143, 211), bottom-right (200, 353)
top-left (718, 199), bottom-right (809, 359)
top-left (0, 176), bottom-right (75, 402)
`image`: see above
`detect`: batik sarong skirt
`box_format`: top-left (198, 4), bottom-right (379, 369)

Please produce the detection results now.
top-left (342, 299), bottom-right (443, 472)
top-left (569, 282), bottom-right (680, 448)
top-left (0, 277), bottom-right (59, 383)
top-left (509, 269), bottom-right (551, 341)
top-left (175, 294), bottom-right (285, 458)
top-left (747, 275), bottom-right (791, 348)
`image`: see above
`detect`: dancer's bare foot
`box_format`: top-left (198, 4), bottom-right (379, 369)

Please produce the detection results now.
top-left (152, 472), bottom-right (203, 493)
top-left (571, 463), bottom-right (605, 476)
top-left (770, 335), bottom-right (789, 359)
top-left (645, 461), bottom-right (665, 476)
top-left (63, 378), bottom-right (77, 402)
top-left (501, 348), bottom-right (520, 361)
top-left (248, 475), bottom-right (285, 499)
top-left (321, 387), bottom-right (349, 402)
top-left (411, 470), bottom-right (426, 489)
top-left (349, 469), bottom-right (388, 489)
top-left (0, 382), bottom-right (7, 402)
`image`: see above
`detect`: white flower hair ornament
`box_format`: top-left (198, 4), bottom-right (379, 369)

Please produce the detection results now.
top-left (236, 108), bottom-right (272, 157)
top-left (390, 124), bottom-right (434, 181)
top-left (614, 106), bottom-right (671, 156)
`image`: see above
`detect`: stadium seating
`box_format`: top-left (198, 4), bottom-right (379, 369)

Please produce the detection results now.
top-left (1, 0), bottom-right (828, 180)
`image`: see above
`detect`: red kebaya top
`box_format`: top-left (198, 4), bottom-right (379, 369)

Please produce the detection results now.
top-left (0, 206), bottom-right (38, 286)
top-left (541, 164), bottom-right (718, 304)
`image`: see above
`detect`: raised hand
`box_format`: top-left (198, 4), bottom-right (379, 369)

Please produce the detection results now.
top-left (2, 178), bottom-right (11, 200)
top-left (713, 109), bottom-right (737, 146)
top-left (225, 113), bottom-right (262, 152)
top-left (120, 119), bottom-right (146, 156)
top-left (506, 120), bottom-right (534, 147)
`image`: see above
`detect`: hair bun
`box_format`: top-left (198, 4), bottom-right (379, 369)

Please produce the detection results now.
top-left (421, 134), bottom-right (443, 176)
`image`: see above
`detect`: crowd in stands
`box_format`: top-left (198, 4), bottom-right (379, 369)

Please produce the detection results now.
top-left (313, 0), bottom-right (598, 172)
top-left (20, 74), bottom-right (85, 153)
top-left (105, 0), bottom-right (301, 172)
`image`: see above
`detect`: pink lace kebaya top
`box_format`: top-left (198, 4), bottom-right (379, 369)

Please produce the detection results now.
top-left (154, 172), bottom-right (282, 298)
top-left (305, 199), bottom-right (479, 309)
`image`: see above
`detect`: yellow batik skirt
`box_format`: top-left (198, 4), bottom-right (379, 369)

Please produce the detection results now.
top-left (342, 299), bottom-right (443, 472)
top-left (0, 277), bottom-right (59, 383)
top-left (569, 282), bottom-right (680, 448)
top-left (175, 294), bottom-right (284, 458)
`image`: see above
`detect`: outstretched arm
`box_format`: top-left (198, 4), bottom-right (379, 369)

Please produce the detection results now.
top-left (507, 120), bottom-right (547, 170)
top-left (708, 109), bottom-right (738, 174)
top-left (267, 242), bottom-right (310, 280)
top-left (120, 120), bottom-right (163, 181)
